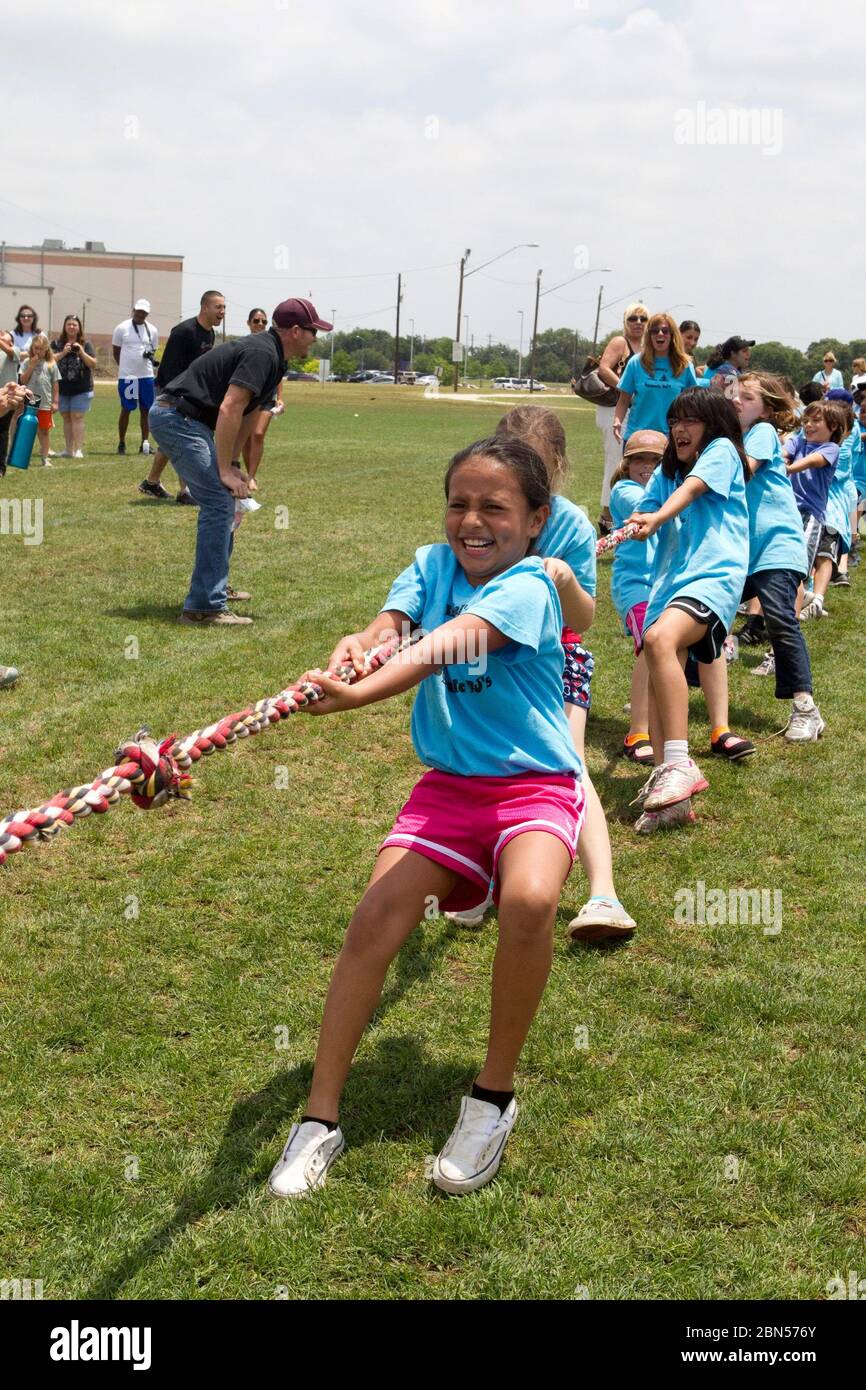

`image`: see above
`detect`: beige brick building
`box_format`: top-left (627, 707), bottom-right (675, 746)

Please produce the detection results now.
top-left (0, 240), bottom-right (183, 364)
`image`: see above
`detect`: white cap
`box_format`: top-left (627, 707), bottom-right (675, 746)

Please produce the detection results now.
top-left (133, 298), bottom-right (151, 312)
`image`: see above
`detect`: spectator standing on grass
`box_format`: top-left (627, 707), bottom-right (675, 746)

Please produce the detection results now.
top-left (147, 296), bottom-right (331, 625)
top-left (51, 315), bottom-right (96, 458)
top-left (137, 290), bottom-right (226, 503)
top-left (19, 334), bottom-right (60, 465)
top-left (11, 305), bottom-right (39, 354)
top-left (0, 331), bottom-right (21, 473)
top-left (613, 314), bottom-right (697, 445)
top-left (241, 308), bottom-right (285, 492)
top-left (588, 302), bottom-right (648, 534)
top-left (0, 380), bottom-right (29, 686)
top-left (812, 352), bottom-right (844, 394)
top-left (112, 299), bottom-right (159, 456)
top-left (849, 357), bottom-right (866, 393)
top-left (679, 320), bottom-right (703, 375)
top-left (703, 335), bottom-right (755, 383)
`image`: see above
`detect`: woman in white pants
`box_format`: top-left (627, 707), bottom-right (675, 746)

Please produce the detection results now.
top-left (594, 303), bottom-right (649, 532)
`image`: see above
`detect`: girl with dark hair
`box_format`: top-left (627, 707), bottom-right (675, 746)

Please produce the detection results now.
top-left (11, 305), bottom-right (39, 353)
top-left (51, 315), bottom-right (97, 458)
top-left (679, 320), bottom-right (703, 376)
top-left (626, 389), bottom-right (750, 826)
top-left (268, 435), bottom-right (586, 1198)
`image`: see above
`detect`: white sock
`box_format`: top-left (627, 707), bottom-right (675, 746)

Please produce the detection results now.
top-left (663, 739), bottom-right (690, 767)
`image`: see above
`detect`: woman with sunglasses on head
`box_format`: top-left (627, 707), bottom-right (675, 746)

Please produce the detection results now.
top-left (241, 309), bottom-right (285, 492)
top-left (592, 303), bottom-right (648, 534)
top-left (613, 314), bottom-right (698, 447)
top-left (11, 305), bottom-right (39, 354)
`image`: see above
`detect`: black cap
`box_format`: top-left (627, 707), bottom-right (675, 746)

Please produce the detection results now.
top-left (722, 335), bottom-right (756, 356)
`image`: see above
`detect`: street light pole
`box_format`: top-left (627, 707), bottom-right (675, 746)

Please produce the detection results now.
top-left (517, 310), bottom-right (524, 378)
top-left (394, 274), bottom-right (403, 382)
top-left (528, 269), bottom-right (542, 393)
top-left (453, 248), bottom-right (470, 393)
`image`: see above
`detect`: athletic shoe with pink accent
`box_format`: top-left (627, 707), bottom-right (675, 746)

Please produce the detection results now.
top-left (642, 759), bottom-right (708, 810)
top-left (634, 797), bottom-right (696, 834)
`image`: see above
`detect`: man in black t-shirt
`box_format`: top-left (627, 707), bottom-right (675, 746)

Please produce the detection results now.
top-left (148, 296), bottom-right (332, 626)
top-left (137, 290), bottom-right (225, 501)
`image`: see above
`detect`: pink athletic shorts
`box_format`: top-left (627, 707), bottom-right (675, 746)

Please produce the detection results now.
top-left (380, 768), bottom-right (585, 912)
top-left (626, 601), bottom-right (649, 655)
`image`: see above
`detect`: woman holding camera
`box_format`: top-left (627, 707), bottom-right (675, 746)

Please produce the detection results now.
top-left (52, 315), bottom-right (97, 458)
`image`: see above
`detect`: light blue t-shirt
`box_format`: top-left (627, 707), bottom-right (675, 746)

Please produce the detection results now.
top-left (382, 545), bottom-right (581, 779)
top-left (743, 422), bottom-right (808, 578)
top-left (536, 494), bottom-right (597, 598)
top-left (825, 431), bottom-right (855, 547)
top-left (638, 438), bottom-right (749, 634)
top-left (812, 368), bottom-right (844, 391)
top-left (852, 420), bottom-right (866, 498)
top-left (610, 478), bottom-right (657, 624)
top-left (619, 355), bottom-right (698, 439)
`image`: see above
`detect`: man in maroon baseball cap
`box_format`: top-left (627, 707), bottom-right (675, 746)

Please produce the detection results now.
top-left (148, 295), bottom-right (333, 625)
top-left (272, 298), bottom-right (333, 332)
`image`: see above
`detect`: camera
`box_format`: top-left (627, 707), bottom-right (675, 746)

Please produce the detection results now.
top-left (142, 349), bottom-right (160, 366)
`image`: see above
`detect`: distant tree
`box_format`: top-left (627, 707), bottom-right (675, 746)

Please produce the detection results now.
top-left (750, 342), bottom-right (809, 382)
top-left (332, 349), bottom-right (357, 377)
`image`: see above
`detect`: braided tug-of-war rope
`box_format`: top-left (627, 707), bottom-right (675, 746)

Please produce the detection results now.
top-left (0, 528), bottom-right (637, 869)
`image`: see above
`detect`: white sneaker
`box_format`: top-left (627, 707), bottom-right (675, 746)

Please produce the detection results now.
top-left (141, 440), bottom-right (151, 455)
top-left (567, 897), bottom-right (636, 942)
top-left (431, 1096), bottom-right (517, 1194)
top-left (73, 449), bottom-right (84, 459)
top-left (268, 1120), bottom-right (345, 1198)
top-left (630, 763), bottom-right (665, 808)
top-left (784, 697), bottom-right (825, 743)
top-left (799, 596), bottom-right (824, 621)
top-left (642, 759), bottom-right (708, 810)
top-left (634, 797), bottom-right (696, 834)
top-left (751, 651), bottom-right (775, 677)
top-left (444, 889), bottom-right (493, 927)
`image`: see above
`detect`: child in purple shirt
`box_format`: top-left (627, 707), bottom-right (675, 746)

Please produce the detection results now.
top-left (783, 401), bottom-right (842, 589)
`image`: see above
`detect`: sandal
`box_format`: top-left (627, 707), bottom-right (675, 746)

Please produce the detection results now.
top-left (622, 736), bottom-right (654, 765)
top-left (710, 730), bottom-right (756, 761)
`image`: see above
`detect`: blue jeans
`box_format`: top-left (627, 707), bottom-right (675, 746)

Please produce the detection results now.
top-left (742, 568), bottom-right (812, 698)
top-left (149, 402), bottom-right (235, 613)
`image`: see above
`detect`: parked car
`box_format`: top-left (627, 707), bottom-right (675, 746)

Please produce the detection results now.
top-left (414, 374), bottom-right (439, 386)
top-left (284, 369), bottom-right (317, 382)
top-left (492, 377), bottom-right (523, 390)
top-left (348, 369), bottom-right (392, 383)
top-left (517, 378), bottom-right (547, 391)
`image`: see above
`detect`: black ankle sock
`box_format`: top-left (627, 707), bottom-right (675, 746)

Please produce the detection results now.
top-left (471, 1082), bottom-right (514, 1115)
top-left (300, 1113), bottom-right (338, 1131)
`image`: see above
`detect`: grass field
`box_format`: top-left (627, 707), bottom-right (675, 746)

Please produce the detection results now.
top-left (1, 384), bottom-right (864, 1301)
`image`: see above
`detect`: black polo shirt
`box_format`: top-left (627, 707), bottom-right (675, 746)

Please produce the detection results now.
top-left (156, 317), bottom-right (215, 389)
top-left (164, 328), bottom-right (286, 430)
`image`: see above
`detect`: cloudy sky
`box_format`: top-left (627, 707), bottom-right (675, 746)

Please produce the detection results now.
top-left (2, 0), bottom-right (863, 350)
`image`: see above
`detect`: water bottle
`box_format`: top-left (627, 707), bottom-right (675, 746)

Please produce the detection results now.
top-left (6, 396), bottom-right (40, 470)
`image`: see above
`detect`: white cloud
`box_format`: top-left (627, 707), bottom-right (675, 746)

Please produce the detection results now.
top-left (3, 0), bottom-right (865, 346)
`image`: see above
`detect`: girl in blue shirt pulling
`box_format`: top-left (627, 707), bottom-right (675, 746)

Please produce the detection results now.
top-left (268, 435), bottom-right (586, 1199)
top-left (626, 389), bottom-right (751, 826)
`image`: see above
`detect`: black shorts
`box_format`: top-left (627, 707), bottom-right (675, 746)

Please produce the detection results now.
top-left (667, 596), bottom-right (727, 664)
top-left (816, 526), bottom-right (843, 565)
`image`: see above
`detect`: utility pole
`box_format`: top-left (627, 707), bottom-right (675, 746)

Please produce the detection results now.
top-left (453, 249), bottom-right (470, 392)
top-left (528, 270), bottom-right (542, 393)
top-left (394, 273), bottom-right (402, 382)
top-left (592, 283), bottom-right (604, 355)
top-left (517, 310), bottom-right (524, 378)
top-left (409, 318), bottom-right (415, 370)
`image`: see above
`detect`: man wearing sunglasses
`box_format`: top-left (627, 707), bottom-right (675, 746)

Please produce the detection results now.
top-left (138, 290), bottom-right (226, 503)
top-left (148, 297), bottom-right (332, 626)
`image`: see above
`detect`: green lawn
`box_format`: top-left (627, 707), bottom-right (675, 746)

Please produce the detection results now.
top-left (1, 384), bottom-right (863, 1301)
